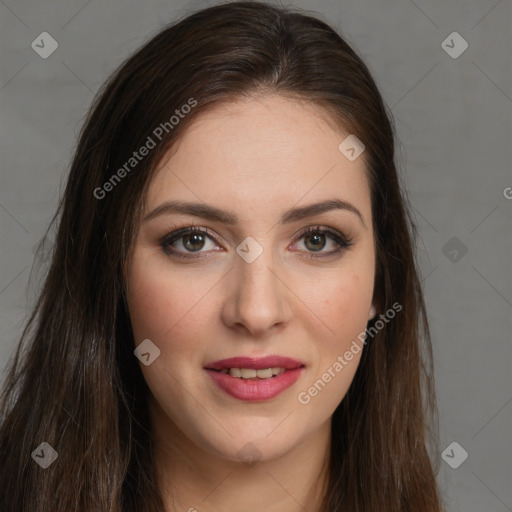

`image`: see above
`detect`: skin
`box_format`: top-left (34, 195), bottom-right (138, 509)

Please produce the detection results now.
top-left (125, 94), bottom-right (376, 512)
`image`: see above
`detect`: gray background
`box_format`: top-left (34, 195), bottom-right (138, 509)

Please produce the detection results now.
top-left (1, 0), bottom-right (511, 510)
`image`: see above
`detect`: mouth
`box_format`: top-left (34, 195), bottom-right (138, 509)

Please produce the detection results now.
top-left (204, 355), bottom-right (306, 401)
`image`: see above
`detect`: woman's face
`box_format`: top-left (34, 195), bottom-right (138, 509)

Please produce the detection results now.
top-left (126, 94), bottom-right (375, 464)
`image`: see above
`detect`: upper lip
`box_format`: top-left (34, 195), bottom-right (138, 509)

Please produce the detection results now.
top-left (204, 355), bottom-right (305, 371)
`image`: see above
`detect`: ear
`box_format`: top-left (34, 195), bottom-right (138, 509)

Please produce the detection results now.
top-left (368, 304), bottom-right (376, 320)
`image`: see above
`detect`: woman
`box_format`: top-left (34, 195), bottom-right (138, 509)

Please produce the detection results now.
top-left (0, 1), bottom-right (444, 510)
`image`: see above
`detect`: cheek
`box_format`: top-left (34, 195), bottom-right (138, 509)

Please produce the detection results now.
top-left (126, 253), bottom-right (213, 354)
top-left (305, 257), bottom-right (373, 395)
top-left (312, 269), bottom-right (374, 342)
top-left (336, 273), bottom-right (372, 326)
top-left (296, 272), bottom-right (370, 414)
top-left (126, 255), bottom-right (215, 412)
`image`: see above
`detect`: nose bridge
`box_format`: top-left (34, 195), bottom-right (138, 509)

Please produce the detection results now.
top-left (239, 247), bottom-right (276, 296)
top-left (223, 241), bottom-right (291, 334)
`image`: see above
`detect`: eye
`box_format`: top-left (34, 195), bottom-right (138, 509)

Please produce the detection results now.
top-left (160, 226), bottom-right (219, 258)
top-left (159, 225), bottom-right (354, 259)
top-left (290, 226), bottom-right (354, 259)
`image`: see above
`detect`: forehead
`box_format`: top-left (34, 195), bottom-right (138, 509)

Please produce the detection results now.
top-left (146, 94), bottom-right (371, 224)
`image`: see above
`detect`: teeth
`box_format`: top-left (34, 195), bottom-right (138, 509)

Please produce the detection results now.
top-left (218, 367), bottom-right (286, 379)
top-left (253, 368), bottom-right (273, 378)
top-left (240, 368), bottom-right (257, 378)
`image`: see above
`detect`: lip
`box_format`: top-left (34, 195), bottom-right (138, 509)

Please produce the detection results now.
top-left (204, 355), bottom-right (306, 402)
top-left (204, 355), bottom-right (305, 371)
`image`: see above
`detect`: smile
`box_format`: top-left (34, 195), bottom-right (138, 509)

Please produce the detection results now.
top-left (214, 367), bottom-right (286, 378)
top-left (204, 355), bottom-right (305, 401)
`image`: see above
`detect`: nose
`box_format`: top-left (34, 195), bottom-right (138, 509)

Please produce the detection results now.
top-left (221, 249), bottom-right (292, 337)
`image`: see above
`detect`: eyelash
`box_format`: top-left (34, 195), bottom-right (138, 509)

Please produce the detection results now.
top-left (159, 225), bottom-right (354, 260)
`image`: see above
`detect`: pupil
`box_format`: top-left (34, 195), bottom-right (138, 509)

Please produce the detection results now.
top-left (184, 233), bottom-right (204, 251)
top-left (305, 232), bottom-right (325, 251)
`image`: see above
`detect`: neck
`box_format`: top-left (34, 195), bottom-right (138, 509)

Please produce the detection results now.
top-left (148, 395), bottom-right (331, 512)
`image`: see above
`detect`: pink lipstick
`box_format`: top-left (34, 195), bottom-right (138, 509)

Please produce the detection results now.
top-left (204, 355), bottom-right (305, 401)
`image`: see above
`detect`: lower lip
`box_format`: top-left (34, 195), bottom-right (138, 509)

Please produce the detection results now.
top-left (205, 368), bottom-right (305, 401)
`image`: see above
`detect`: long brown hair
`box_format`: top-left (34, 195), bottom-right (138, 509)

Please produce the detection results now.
top-left (0, 2), bottom-right (443, 510)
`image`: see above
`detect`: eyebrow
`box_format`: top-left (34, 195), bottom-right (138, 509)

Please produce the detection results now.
top-left (143, 198), bottom-right (365, 227)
